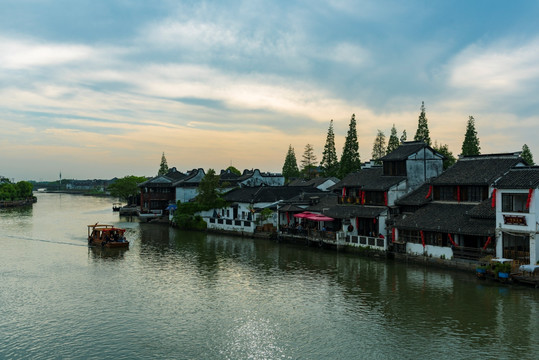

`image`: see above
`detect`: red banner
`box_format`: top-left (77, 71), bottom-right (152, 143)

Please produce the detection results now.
top-left (425, 185), bottom-right (432, 199)
top-left (483, 236), bottom-right (492, 250)
top-left (286, 212), bottom-right (290, 224)
top-left (420, 230), bottom-right (425, 248)
top-left (457, 186), bottom-right (461, 203)
top-left (448, 233), bottom-right (458, 247)
top-left (392, 228), bottom-right (396, 243)
top-left (526, 188), bottom-right (533, 209)
top-left (491, 189), bottom-right (497, 208)
top-left (361, 191), bottom-right (365, 205)
top-left (384, 191), bottom-right (388, 206)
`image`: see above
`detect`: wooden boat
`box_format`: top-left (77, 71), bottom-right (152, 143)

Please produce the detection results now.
top-left (88, 223), bottom-right (129, 248)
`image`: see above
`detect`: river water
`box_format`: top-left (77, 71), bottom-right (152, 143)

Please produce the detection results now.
top-left (1, 193), bottom-right (538, 359)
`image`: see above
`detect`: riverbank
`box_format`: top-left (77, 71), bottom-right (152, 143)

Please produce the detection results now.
top-left (0, 197), bottom-right (36, 208)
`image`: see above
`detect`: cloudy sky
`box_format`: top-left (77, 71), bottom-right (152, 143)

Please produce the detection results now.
top-left (1, 0), bottom-right (538, 181)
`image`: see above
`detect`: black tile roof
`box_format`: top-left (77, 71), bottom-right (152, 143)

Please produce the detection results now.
top-left (306, 194), bottom-right (339, 212)
top-left (323, 205), bottom-right (387, 219)
top-left (467, 197), bottom-right (495, 219)
top-left (394, 203), bottom-right (495, 236)
top-left (380, 141), bottom-right (437, 161)
top-left (395, 183), bottom-right (432, 206)
top-left (223, 186), bottom-right (323, 203)
top-left (288, 177), bottom-right (340, 187)
top-left (494, 166), bottom-right (539, 189)
top-left (173, 168), bottom-right (206, 186)
top-left (432, 153), bottom-right (523, 186)
top-left (278, 204), bottom-right (305, 212)
top-left (139, 169), bottom-right (187, 187)
top-left (329, 167), bottom-right (406, 191)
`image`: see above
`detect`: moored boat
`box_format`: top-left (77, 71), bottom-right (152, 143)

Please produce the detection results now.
top-left (88, 223), bottom-right (129, 248)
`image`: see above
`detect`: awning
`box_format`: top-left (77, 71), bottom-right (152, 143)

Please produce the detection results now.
top-left (293, 211), bottom-right (313, 218)
top-left (165, 204), bottom-right (178, 210)
top-left (307, 214), bottom-right (334, 222)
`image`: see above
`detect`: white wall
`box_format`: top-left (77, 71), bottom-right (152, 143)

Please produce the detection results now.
top-left (407, 243), bottom-right (454, 259)
top-left (495, 188), bottom-right (538, 263)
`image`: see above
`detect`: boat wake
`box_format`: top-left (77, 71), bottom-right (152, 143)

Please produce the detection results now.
top-left (3, 234), bottom-right (87, 247)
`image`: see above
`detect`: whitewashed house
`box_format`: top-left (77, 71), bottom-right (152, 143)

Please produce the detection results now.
top-left (328, 141), bottom-right (444, 251)
top-left (205, 186), bottom-right (323, 234)
top-left (493, 166), bottom-right (539, 265)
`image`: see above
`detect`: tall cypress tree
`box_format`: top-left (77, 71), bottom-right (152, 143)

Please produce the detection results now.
top-left (433, 141), bottom-right (456, 170)
top-left (158, 152), bottom-right (169, 176)
top-left (387, 124), bottom-right (400, 154)
top-left (400, 129), bottom-right (407, 143)
top-left (282, 145), bottom-right (300, 183)
top-left (413, 101), bottom-right (431, 146)
top-left (521, 144), bottom-right (535, 165)
top-left (339, 114), bottom-right (361, 178)
top-left (461, 116), bottom-right (481, 156)
top-left (301, 143), bottom-right (317, 179)
top-left (372, 130), bottom-right (386, 164)
top-left (320, 119), bottom-right (339, 177)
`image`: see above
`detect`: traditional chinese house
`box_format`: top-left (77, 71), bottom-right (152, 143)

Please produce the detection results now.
top-left (393, 153), bottom-right (526, 260)
top-left (493, 166), bottom-right (539, 265)
top-left (326, 141), bottom-right (444, 250)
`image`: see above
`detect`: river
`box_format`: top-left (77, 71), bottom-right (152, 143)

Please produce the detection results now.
top-left (1, 193), bottom-right (538, 359)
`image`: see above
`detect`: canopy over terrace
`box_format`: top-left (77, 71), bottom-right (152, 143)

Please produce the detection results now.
top-left (293, 211), bottom-right (314, 219)
top-left (294, 211), bottom-right (334, 222)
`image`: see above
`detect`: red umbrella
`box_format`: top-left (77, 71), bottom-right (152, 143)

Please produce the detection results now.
top-left (307, 214), bottom-right (334, 221)
top-left (293, 211), bottom-right (313, 218)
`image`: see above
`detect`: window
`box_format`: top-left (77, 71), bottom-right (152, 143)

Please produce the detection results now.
top-left (364, 191), bottom-right (385, 205)
top-left (502, 193), bottom-right (529, 213)
top-left (467, 186), bottom-right (484, 202)
top-left (383, 161), bottom-right (406, 176)
top-left (434, 186), bottom-right (455, 201)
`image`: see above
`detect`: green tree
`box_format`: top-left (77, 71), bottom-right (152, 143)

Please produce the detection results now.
top-left (339, 114), bottom-right (361, 177)
top-left (320, 119), bottom-right (339, 177)
top-left (433, 141), bottom-right (456, 170)
top-left (386, 124), bottom-right (400, 154)
top-left (461, 116), bottom-right (481, 156)
top-left (158, 152), bottom-right (169, 176)
top-left (0, 182), bottom-right (17, 201)
top-left (108, 175), bottom-right (148, 202)
top-left (372, 130), bottom-right (386, 164)
top-left (521, 144), bottom-right (535, 165)
top-left (16, 181), bottom-right (33, 199)
top-left (225, 166), bottom-right (241, 176)
top-left (400, 129), bottom-right (407, 143)
top-left (282, 145), bottom-right (300, 183)
top-left (197, 169), bottom-right (224, 207)
top-left (414, 101), bottom-right (431, 146)
top-left (301, 143), bottom-right (318, 179)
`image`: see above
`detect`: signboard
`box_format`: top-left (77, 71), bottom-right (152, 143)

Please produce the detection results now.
top-left (503, 215), bottom-right (527, 226)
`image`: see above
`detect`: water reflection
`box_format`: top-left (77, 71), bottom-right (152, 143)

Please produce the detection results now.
top-left (88, 247), bottom-right (127, 260)
top-left (2, 193), bottom-right (538, 360)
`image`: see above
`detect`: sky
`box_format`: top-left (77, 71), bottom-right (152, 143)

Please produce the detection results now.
top-left (1, 0), bottom-right (539, 181)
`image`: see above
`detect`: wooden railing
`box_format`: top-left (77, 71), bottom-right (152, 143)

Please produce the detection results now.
top-left (503, 250), bottom-right (530, 266)
top-left (452, 246), bottom-right (494, 261)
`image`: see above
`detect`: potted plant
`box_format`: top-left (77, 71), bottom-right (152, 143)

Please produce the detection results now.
top-left (476, 265), bottom-right (487, 274)
top-left (495, 262), bottom-right (512, 279)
